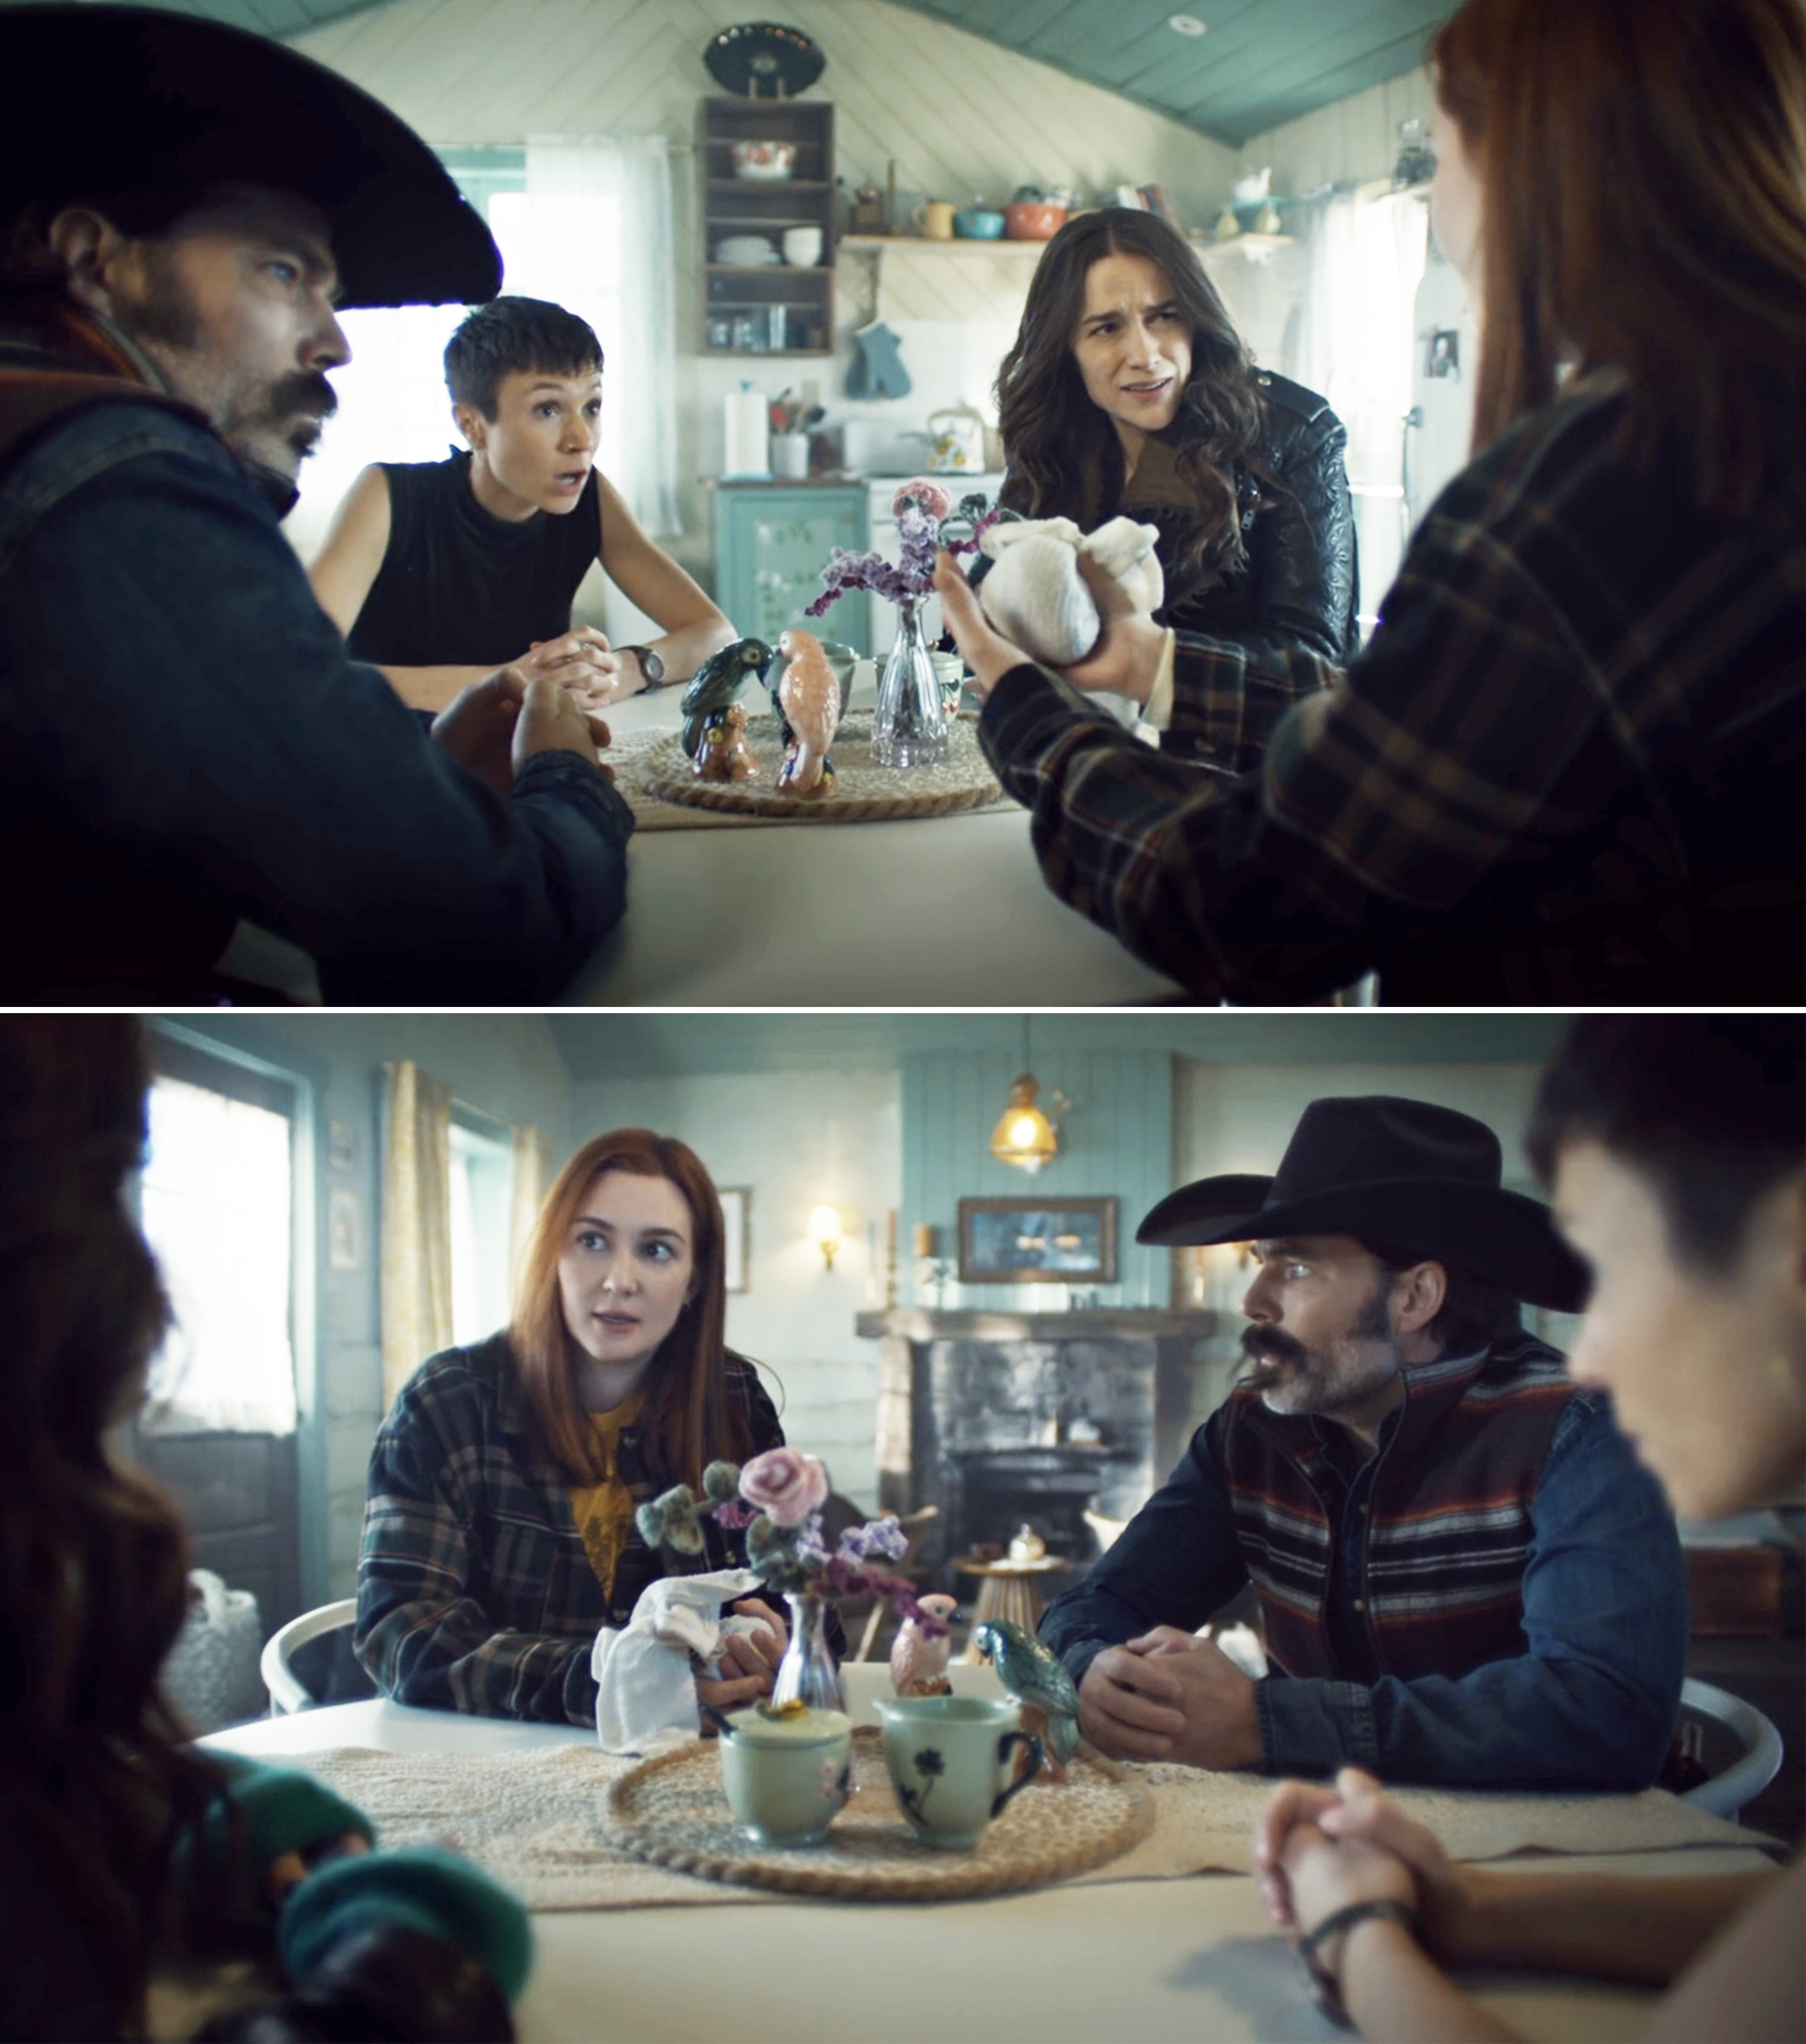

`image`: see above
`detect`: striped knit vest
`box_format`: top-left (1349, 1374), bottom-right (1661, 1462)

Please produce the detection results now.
top-left (1216, 1334), bottom-right (1579, 1684)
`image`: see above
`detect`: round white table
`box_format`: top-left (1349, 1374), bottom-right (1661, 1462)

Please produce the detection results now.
top-left (199, 1676), bottom-right (1765, 2044)
top-left (568, 672), bottom-right (1185, 1007)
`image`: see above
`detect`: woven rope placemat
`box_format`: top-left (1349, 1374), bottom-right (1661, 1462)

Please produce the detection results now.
top-left (623, 711), bottom-right (1003, 826)
top-left (602, 1727), bottom-right (1154, 1900)
top-left (281, 1742), bottom-right (1761, 1914)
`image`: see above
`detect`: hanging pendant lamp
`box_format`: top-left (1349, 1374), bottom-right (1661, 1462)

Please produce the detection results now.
top-left (989, 1018), bottom-right (1060, 1173)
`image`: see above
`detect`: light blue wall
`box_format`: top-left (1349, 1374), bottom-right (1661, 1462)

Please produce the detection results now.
top-left (158, 1015), bottom-right (575, 1603)
top-left (902, 1048), bottom-right (1176, 1308)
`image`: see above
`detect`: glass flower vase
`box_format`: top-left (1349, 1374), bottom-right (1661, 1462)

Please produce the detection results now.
top-left (772, 1587), bottom-right (846, 1714)
top-left (871, 595), bottom-right (948, 769)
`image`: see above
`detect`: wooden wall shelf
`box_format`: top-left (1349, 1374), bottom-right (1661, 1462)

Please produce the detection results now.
top-left (700, 96), bottom-right (836, 358)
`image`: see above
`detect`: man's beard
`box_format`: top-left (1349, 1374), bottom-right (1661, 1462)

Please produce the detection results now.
top-left (1239, 1274), bottom-right (1398, 1418)
top-left (126, 245), bottom-right (338, 473)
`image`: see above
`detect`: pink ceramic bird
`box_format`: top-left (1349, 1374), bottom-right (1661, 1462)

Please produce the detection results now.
top-left (772, 628), bottom-right (842, 795)
top-left (890, 1592), bottom-right (959, 1696)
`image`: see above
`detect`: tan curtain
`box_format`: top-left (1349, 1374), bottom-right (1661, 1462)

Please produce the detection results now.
top-left (380, 1060), bottom-right (453, 1412)
top-left (509, 1122), bottom-right (558, 1305)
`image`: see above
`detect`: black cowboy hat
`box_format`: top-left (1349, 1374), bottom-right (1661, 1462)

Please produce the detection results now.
top-left (1136, 1096), bottom-right (1588, 1312)
top-left (0, 6), bottom-right (500, 310)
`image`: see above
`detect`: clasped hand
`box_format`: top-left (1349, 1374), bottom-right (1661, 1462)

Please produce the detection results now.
top-left (431, 667), bottom-right (615, 794)
top-left (1077, 1625), bottom-right (1262, 1770)
top-left (516, 625), bottom-right (633, 708)
top-left (1252, 1767), bottom-right (1471, 1959)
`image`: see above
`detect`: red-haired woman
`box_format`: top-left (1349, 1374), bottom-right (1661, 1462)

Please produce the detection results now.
top-left (356, 1129), bottom-right (791, 1723)
top-left (939, 0), bottom-right (1806, 1006)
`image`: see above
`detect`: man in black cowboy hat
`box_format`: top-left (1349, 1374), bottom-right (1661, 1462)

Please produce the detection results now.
top-left (0, 6), bottom-right (633, 1002)
top-left (1040, 1096), bottom-right (1688, 1788)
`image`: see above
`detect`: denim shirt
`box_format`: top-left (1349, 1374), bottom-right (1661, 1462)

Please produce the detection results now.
top-left (0, 397), bottom-right (633, 1002)
top-left (1039, 1388), bottom-right (1687, 1788)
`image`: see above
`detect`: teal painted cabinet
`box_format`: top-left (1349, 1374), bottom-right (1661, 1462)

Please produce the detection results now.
top-left (713, 485), bottom-right (870, 655)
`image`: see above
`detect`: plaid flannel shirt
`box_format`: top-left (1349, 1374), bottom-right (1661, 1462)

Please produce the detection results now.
top-left (980, 375), bottom-right (1806, 1005)
top-left (355, 1333), bottom-right (784, 1724)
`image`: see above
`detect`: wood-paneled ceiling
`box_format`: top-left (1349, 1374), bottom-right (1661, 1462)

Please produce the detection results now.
top-left (1, 0), bottom-right (1446, 146)
top-left (892, 0), bottom-right (1446, 144)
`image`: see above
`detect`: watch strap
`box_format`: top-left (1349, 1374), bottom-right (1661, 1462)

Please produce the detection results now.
top-left (621, 644), bottom-right (665, 687)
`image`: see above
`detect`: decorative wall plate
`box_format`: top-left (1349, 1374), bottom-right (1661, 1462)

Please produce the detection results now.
top-left (704, 23), bottom-right (826, 99)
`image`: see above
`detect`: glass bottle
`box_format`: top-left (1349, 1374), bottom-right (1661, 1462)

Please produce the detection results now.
top-left (871, 595), bottom-right (948, 769)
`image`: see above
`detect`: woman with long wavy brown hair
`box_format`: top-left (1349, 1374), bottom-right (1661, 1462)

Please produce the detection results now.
top-left (992, 206), bottom-right (1358, 722)
top-left (938, 0), bottom-right (1806, 1006)
top-left (356, 1127), bottom-right (793, 1724)
top-left (0, 1018), bottom-right (207, 2036)
top-left (1, 1020), bottom-right (533, 2041)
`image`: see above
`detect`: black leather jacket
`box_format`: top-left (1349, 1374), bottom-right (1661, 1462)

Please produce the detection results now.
top-left (988, 375), bottom-right (1356, 758)
top-left (1159, 371), bottom-right (1359, 668)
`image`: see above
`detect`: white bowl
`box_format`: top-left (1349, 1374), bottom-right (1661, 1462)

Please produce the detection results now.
top-left (715, 234), bottom-right (779, 266)
top-left (732, 140), bottom-right (796, 181)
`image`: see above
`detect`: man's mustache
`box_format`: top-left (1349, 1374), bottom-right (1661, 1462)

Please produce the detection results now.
top-left (1239, 1324), bottom-right (1306, 1373)
top-left (270, 371), bottom-right (339, 423)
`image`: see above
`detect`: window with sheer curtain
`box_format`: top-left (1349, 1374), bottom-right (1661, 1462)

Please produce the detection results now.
top-left (140, 1066), bottom-right (297, 1436)
top-left (285, 140), bottom-right (679, 563)
top-left (1291, 185), bottom-right (1429, 635)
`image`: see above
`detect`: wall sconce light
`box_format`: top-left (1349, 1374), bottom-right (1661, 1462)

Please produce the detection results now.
top-left (989, 1016), bottom-right (1069, 1175)
top-left (806, 1204), bottom-right (844, 1271)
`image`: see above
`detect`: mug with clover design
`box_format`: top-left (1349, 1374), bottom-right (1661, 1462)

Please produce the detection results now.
top-left (876, 1694), bottom-right (1044, 1850)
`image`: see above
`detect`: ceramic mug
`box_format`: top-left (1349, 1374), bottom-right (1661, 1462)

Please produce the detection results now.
top-left (816, 641), bottom-right (858, 716)
top-left (911, 199), bottom-right (956, 242)
top-left (717, 1704), bottom-right (853, 1848)
top-left (782, 226), bottom-right (823, 267)
top-left (877, 1695), bottom-right (1044, 1850)
top-left (769, 432), bottom-right (809, 480)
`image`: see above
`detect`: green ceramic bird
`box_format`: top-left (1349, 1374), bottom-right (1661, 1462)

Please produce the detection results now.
top-left (679, 637), bottom-right (774, 755)
top-left (973, 1618), bottom-right (1081, 1780)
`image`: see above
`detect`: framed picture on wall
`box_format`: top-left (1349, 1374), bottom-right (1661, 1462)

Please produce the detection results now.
top-left (720, 1187), bottom-right (749, 1293)
top-left (957, 1196), bottom-right (1118, 1285)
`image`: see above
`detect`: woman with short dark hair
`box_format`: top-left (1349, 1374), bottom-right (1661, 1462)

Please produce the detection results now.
top-left (356, 1127), bottom-right (792, 1724)
top-left (994, 206), bottom-right (1357, 695)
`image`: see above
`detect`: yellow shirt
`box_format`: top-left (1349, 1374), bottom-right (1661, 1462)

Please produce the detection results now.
top-left (569, 1389), bottom-right (646, 1605)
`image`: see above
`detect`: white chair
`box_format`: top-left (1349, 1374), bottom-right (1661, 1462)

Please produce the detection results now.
top-left (1676, 1677), bottom-right (1784, 1821)
top-left (261, 1598), bottom-right (358, 1715)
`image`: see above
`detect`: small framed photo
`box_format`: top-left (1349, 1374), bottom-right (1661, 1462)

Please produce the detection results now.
top-left (957, 1195), bottom-right (1118, 1285)
top-left (719, 1187), bottom-right (749, 1293)
top-left (327, 1187), bottom-right (363, 1271)
top-left (327, 1119), bottom-right (357, 1173)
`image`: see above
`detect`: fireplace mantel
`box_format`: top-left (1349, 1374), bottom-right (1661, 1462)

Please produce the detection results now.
top-left (856, 1308), bottom-right (1217, 1341)
top-left (857, 1305), bottom-right (1219, 1566)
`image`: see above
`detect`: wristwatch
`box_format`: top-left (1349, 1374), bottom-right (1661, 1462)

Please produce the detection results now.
top-left (620, 645), bottom-right (665, 688)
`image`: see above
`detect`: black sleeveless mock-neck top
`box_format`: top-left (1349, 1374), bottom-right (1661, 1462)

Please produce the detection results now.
top-left (346, 449), bottom-right (601, 666)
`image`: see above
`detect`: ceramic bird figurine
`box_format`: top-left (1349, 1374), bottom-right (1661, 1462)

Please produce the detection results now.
top-left (692, 701), bottom-right (759, 781)
top-left (680, 636), bottom-right (773, 755)
top-left (770, 627), bottom-right (842, 795)
top-left (890, 1592), bottom-right (959, 1697)
top-left (973, 1618), bottom-right (1081, 1781)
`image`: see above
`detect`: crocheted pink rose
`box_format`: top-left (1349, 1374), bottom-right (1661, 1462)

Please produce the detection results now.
top-left (893, 477), bottom-right (951, 521)
top-left (739, 1446), bottom-right (829, 1527)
